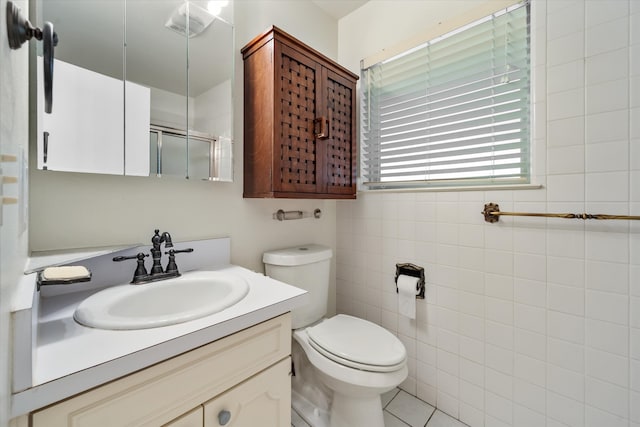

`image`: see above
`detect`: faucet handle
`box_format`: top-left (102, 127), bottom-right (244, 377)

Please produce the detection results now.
top-left (113, 253), bottom-right (149, 283)
top-left (165, 248), bottom-right (194, 255)
top-left (164, 248), bottom-right (194, 274)
top-left (113, 253), bottom-right (149, 262)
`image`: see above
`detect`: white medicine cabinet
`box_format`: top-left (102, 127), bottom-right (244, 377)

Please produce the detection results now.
top-left (34, 0), bottom-right (234, 181)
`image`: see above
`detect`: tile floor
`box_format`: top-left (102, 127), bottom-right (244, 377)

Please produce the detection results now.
top-left (292, 388), bottom-right (469, 427)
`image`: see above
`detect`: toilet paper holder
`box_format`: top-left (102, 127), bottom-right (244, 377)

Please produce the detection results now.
top-left (395, 263), bottom-right (425, 299)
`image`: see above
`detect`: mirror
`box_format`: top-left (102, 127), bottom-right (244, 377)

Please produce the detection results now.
top-left (35, 0), bottom-right (234, 181)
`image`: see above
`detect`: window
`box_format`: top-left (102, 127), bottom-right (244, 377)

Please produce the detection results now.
top-left (360, 2), bottom-right (530, 189)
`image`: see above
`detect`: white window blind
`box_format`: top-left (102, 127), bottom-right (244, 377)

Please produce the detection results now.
top-left (361, 2), bottom-right (531, 189)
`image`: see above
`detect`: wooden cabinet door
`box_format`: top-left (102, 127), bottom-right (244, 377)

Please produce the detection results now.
top-left (274, 42), bottom-right (323, 195)
top-left (322, 68), bottom-right (357, 195)
top-left (203, 358), bottom-right (291, 427)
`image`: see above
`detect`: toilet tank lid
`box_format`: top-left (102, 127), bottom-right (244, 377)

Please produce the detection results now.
top-left (263, 244), bottom-right (333, 266)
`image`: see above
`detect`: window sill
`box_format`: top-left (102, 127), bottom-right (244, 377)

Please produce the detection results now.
top-left (357, 183), bottom-right (543, 194)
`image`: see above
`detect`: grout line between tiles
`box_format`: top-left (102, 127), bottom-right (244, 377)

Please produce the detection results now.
top-left (383, 388), bottom-right (401, 409)
top-left (423, 409), bottom-right (436, 427)
top-left (384, 409), bottom-right (412, 427)
top-left (626, 2), bottom-right (632, 425)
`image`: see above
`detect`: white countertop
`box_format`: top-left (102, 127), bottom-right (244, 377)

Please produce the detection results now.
top-left (11, 264), bottom-right (308, 418)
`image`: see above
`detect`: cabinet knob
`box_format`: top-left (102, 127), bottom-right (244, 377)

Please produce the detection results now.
top-left (218, 409), bottom-right (231, 425)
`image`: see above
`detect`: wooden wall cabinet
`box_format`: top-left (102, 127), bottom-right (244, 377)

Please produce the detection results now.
top-left (241, 26), bottom-right (358, 199)
top-left (29, 314), bottom-right (291, 427)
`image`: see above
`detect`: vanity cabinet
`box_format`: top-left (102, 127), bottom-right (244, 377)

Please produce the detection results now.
top-left (241, 26), bottom-right (358, 199)
top-left (30, 314), bottom-right (291, 427)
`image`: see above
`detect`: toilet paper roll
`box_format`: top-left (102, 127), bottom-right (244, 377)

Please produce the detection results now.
top-left (397, 274), bottom-right (419, 319)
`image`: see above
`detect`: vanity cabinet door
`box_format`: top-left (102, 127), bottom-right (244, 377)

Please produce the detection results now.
top-left (203, 357), bottom-right (291, 427)
top-left (164, 407), bottom-right (203, 427)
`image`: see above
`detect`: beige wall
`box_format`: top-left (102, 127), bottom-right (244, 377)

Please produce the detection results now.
top-left (28, 1), bottom-right (340, 313)
top-left (337, 1), bottom-right (640, 426)
top-left (0, 0), bottom-right (31, 424)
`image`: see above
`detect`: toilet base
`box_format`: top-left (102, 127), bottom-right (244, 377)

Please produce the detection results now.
top-left (292, 389), bottom-right (330, 427)
top-left (330, 392), bottom-right (384, 427)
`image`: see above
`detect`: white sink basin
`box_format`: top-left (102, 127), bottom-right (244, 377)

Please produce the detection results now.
top-left (74, 271), bottom-right (250, 330)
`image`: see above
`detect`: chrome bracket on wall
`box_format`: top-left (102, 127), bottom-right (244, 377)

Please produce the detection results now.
top-left (273, 209), bottom-right (322, 221)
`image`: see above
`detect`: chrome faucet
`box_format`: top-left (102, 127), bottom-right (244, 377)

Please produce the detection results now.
top-left (113, 229), bottom-right (193, 284)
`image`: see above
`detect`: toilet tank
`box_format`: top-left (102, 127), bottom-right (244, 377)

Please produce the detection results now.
top-left (263, 244), bottom-right (332, 329)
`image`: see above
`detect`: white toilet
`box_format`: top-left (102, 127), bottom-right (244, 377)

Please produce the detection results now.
top-left (263, 244), bottom-right (408, 427)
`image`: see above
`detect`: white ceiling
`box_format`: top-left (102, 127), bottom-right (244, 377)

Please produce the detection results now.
top-left (311, 0), bottom-right (369, 19)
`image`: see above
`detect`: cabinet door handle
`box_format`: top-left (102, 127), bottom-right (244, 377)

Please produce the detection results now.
top-left (218, 409), bottom-right (231, 425)
top-left (6, 1), bottom-right (58, 113)
top-left (43, 131), bottom-right (49, 170)
top-left (314, 116), bottom-right (329, 139)
top-left (42, 21), bottom-right (58, 114)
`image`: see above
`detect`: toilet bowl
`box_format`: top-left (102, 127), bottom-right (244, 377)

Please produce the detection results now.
top-left (263, 245), bottom-right (408, 427)
top-left (293, 315), bottom-right (408, 427)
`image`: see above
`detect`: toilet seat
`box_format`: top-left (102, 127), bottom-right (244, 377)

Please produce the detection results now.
top-left (305, 314), bottom-right (406, 372)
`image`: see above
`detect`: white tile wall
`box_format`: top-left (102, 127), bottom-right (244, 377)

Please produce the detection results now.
top-left (586, 110), bottom-right (629, 144)
top-left (336, 0), bottom-right (638, 425)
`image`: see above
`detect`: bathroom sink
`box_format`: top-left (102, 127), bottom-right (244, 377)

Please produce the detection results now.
top-left (74, 271), bottom-right (250, 330)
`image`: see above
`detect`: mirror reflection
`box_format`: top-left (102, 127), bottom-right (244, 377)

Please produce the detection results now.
top-left (36, 0), bottom-right (234, 181)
